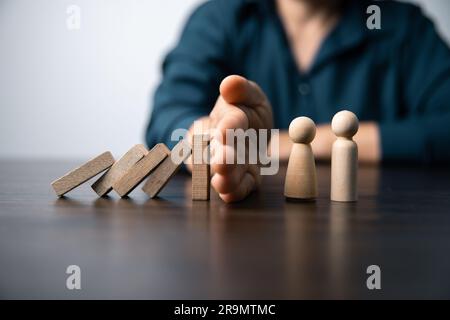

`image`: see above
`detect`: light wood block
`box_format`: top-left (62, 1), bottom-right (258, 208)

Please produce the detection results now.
top-left (284, 117), bottom-right (318, 200)
top-left (91, 144), bottom-right (148, 197)
top-left (51, 151), bottom-right (115, 197)
top-left (142, 140), bottom-right (191, 198)
top-left (284, 144), bottom-right (318, 199)
top-left (112, 143), bottom-right (169, 197)
top-left (331, 110), bottom-right (359, 202)
top-left (192, 135), bottom-right (210, 200)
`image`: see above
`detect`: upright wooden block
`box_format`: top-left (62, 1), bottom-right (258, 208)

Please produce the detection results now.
top-left (91, 144), bottom-right (148, 197)
top-left (51, 151), bottom-right (115, 197)
top-left (192, 134), bottom-right (210, 200)
top-left (112, 143), bottom-right (169, 197)
top-left (142, 140), bottom-right (191, 198)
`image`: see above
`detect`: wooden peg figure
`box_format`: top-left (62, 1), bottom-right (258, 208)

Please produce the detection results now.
top-left (284, 117), bottom-right (318, 200)
top-left (331, 110), bottom-right (359, 202)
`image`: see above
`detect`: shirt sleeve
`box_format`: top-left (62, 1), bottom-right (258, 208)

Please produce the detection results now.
top-left (145, 1), bottom-right (230, 149)
top-left (379, 6), bottom-right (450, 164)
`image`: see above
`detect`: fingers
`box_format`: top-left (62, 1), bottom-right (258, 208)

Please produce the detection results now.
top-left (210, 138), bottom-right (237, 175)
top-left (209, 97), bottom-right (249, 175)
top-left (218, 173), bottom-right (255, 203)
top-left (210, 75), bottom-right (272, 133)
top-left (218, 75), bottom-right (273, 131)
top-left (215, 105), bottom-right (249, 134)
top-left (211, 164), bottom-right (260, 203)
top-left (197, 75), bottom-right (270, 203)
top-left (220, 75), bottom-right (266, 108)
top-left (211, 164), bottom-right (248, 194)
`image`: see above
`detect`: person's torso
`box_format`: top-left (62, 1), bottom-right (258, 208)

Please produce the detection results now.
top-left (224, 0), bottom-right (413, 128)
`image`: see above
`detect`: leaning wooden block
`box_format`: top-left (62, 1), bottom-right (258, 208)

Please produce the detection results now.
top-left (142, 140), bottom-right (191, 198)
top-left (51, 151), bottom-right (115, 197)
top-left (91, 144), bottom-right (148, 197)
top-left (192, 134), bottom-right (210, 200)
top-left (112, 143), bottom-right (169, 197)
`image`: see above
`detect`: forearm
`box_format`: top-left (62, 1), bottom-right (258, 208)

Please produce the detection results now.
top-left (276, 122), bottom-right (381, 164)
top-left (353, 122), bottom-right (381, 163)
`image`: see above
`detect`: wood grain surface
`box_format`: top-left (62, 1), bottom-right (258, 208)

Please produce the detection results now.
top-left (1, 160), bottom-right (450, 299)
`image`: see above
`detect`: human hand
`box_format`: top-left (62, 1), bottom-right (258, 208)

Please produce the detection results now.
top-left (188, 75), bottom-right (273, 202)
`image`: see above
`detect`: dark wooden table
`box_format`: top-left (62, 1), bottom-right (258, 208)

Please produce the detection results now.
top-left (0, 160), bottom-right (449, 299)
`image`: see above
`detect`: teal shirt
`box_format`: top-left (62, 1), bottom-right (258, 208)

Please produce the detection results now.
top-left (146, 0), bottom-right (450, 164)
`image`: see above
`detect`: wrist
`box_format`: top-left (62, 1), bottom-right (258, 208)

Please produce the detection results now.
top-left (311, 124), bottom-right (333, 160)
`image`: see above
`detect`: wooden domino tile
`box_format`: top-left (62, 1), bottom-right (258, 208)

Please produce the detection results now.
top-left (142, 140), bottom-right (191, 198)
top-left (192, 135), bottom-right (210, 200)
top-left (51, 151), bottom-right (115, 197)
top-left (112, 143), bottom-right (169, 197)
top-left (91, 144), bottom-right (148, 197)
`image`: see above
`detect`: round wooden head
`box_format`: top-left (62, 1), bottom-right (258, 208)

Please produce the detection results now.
top-left (289, 116), bottom-right (316, 144)
top-left (332, 110), bottom-right (359, 138)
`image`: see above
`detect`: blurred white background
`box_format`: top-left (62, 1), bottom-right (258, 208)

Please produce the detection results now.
top-left (0, 0), bottom-right (449, 159)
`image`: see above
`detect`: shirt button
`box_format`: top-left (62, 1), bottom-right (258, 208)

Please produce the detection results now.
top-left (298, 83), bottom-right (310, 96)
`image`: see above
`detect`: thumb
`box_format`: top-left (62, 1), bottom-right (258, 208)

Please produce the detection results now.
top-left (219, 75), bottom-right (266, 107)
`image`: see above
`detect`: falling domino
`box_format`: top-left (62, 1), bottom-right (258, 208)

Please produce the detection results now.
top-left (112, 143), bottom-right (169, 197)
top-left (142, 140), bottom-right (191, 198)
top-left (51, 151), bottom-right (115, 197)
top-left (91, 144), bottom-right (148, 197)
top-left (192, 134), bottom-right (210, 200)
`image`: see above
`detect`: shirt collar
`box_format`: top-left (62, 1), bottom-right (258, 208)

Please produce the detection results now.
top-left (312, 1), bottom-right (390, 73)
top-left (245, 0), bottom-right (391, 74)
